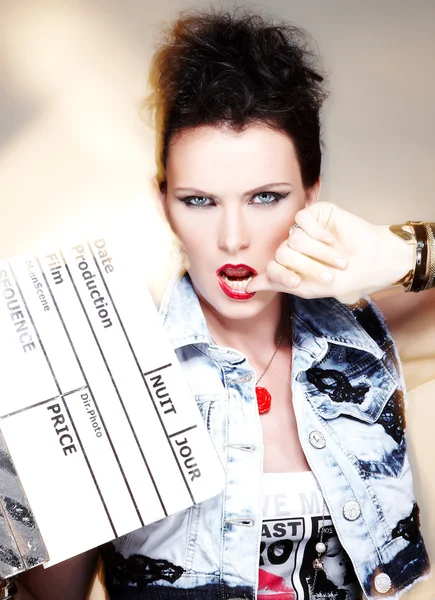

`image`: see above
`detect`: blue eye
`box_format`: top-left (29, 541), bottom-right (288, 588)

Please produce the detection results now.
top-left (179, 196), bottom-right (214, 207)
top-left (250, 192), bottom-right (286, 205)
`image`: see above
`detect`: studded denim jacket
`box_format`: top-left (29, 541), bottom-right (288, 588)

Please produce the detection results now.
top-left (103, 272), bottom-right (430, 600)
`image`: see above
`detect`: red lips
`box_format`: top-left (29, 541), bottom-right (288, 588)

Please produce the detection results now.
top-left (219, 264), bottom-right (257, 278)
top-left (216, 263), bottom-right (257, 300)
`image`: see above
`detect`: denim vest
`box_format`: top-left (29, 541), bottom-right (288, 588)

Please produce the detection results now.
top-left (103, 272), bottom-right (429, 600)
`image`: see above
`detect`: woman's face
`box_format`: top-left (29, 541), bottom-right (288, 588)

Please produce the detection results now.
top-left (163, 124), bottom-right (319, 320)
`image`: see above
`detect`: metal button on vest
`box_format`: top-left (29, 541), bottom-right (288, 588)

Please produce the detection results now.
top-left (343, 500), bottom-right (361, 521)
top-left (374, 573), bottom-right (392, 593)
top-left (309, 430), bottom-right (326, 449)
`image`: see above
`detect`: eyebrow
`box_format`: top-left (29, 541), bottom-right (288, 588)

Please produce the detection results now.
top-left (173, 182), bottom-right (293, 197)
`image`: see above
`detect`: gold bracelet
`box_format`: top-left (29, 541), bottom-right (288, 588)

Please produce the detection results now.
top-left (424, 223), bottom-right (435, 290)
top-left (389, 221), bottom-right (435, 292)
top-left (389, 222), bottom-right (417, 291)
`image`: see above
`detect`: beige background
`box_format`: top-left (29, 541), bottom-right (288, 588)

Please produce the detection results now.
top-left (0, 0), bottom-right (434, 598)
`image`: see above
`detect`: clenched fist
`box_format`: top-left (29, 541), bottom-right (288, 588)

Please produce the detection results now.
top-left (246, 202), bottom-right (414, 303)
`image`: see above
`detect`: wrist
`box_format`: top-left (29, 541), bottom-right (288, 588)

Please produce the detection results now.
top-left (378, 225), bottom-right (415, 289)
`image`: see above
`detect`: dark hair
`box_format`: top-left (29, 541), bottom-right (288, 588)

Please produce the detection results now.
top-left (146, 9), bottom-right (328, 189)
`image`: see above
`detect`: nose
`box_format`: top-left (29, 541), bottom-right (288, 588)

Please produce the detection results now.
top-left (217, 205), bottom-right (250, 254)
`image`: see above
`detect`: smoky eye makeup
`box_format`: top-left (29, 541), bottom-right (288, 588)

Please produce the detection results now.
top-left (250, 191), bottom-right (290, 205)
top-left (177, 195), bottom-right (215, 207)
top-left (174, 186), bottom-right (291, 208)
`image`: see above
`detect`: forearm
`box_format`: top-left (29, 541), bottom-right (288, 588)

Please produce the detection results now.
top-left (245, 203), bottom-right (435, 302)
top-left (344, 220), bottom-right (435, 302)
top-left (374, 225), bottom-right (415, 292)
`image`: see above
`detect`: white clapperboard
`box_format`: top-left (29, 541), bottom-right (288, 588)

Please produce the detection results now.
top-left (0, 237), bottom-right (224, 569)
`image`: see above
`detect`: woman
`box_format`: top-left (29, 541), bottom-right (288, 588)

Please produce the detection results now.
top-left (14, 8), bottom-right (433, 600)
top-left (101, 10), bottom-right (430, 600)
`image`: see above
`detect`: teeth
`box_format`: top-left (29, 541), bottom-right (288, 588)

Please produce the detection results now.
top-left (222, 274), bottom-right (253, 291)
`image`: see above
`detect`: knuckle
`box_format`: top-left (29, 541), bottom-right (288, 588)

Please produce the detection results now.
top-left (275, 244), bottom-right (289, 264)
top-left (287, 229), bottom-right (303, 249)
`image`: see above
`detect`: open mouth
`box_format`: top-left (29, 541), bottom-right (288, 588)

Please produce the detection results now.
top-left (216, 264), bottom-right (257, 299)
top-left (220, 272), bottom-right (254, 291)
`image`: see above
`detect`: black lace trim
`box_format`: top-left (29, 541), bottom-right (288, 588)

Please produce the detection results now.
top-left (377, 389), bottom-right (405, 445)
top-left (392, 503), bottom-right (421, 543)
top-left (306, 367), bottom-right (369, 404)
top-left (317, 345), bottom-right (355, 366)
top-left (102, 544), bottom-right (184, 590)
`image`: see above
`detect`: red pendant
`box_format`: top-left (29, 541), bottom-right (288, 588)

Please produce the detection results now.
top-left (256, 386), bottom-right (272, 414)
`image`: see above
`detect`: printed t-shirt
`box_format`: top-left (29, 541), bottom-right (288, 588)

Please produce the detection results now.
top-left (259, 471), bottom-right (361, 600)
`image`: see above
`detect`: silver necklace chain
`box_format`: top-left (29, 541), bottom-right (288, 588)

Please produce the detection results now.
top-left (253, 311), bottom-right (327, 594)
top-left (255, 318), bottom-right (289, 386)
top-left (311, 498), bottom-right (328, 594)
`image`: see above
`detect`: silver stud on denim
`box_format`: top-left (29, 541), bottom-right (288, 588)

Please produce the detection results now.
top-left (374, 573), bottom-right (392, 593)
top-left (309, 430), bottom-right (326, 449)
top-left (343, 500), bottom-right (361, 521)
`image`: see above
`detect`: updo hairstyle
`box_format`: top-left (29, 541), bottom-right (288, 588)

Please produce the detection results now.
top-left (146, 9), bottom-right (328, 189)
